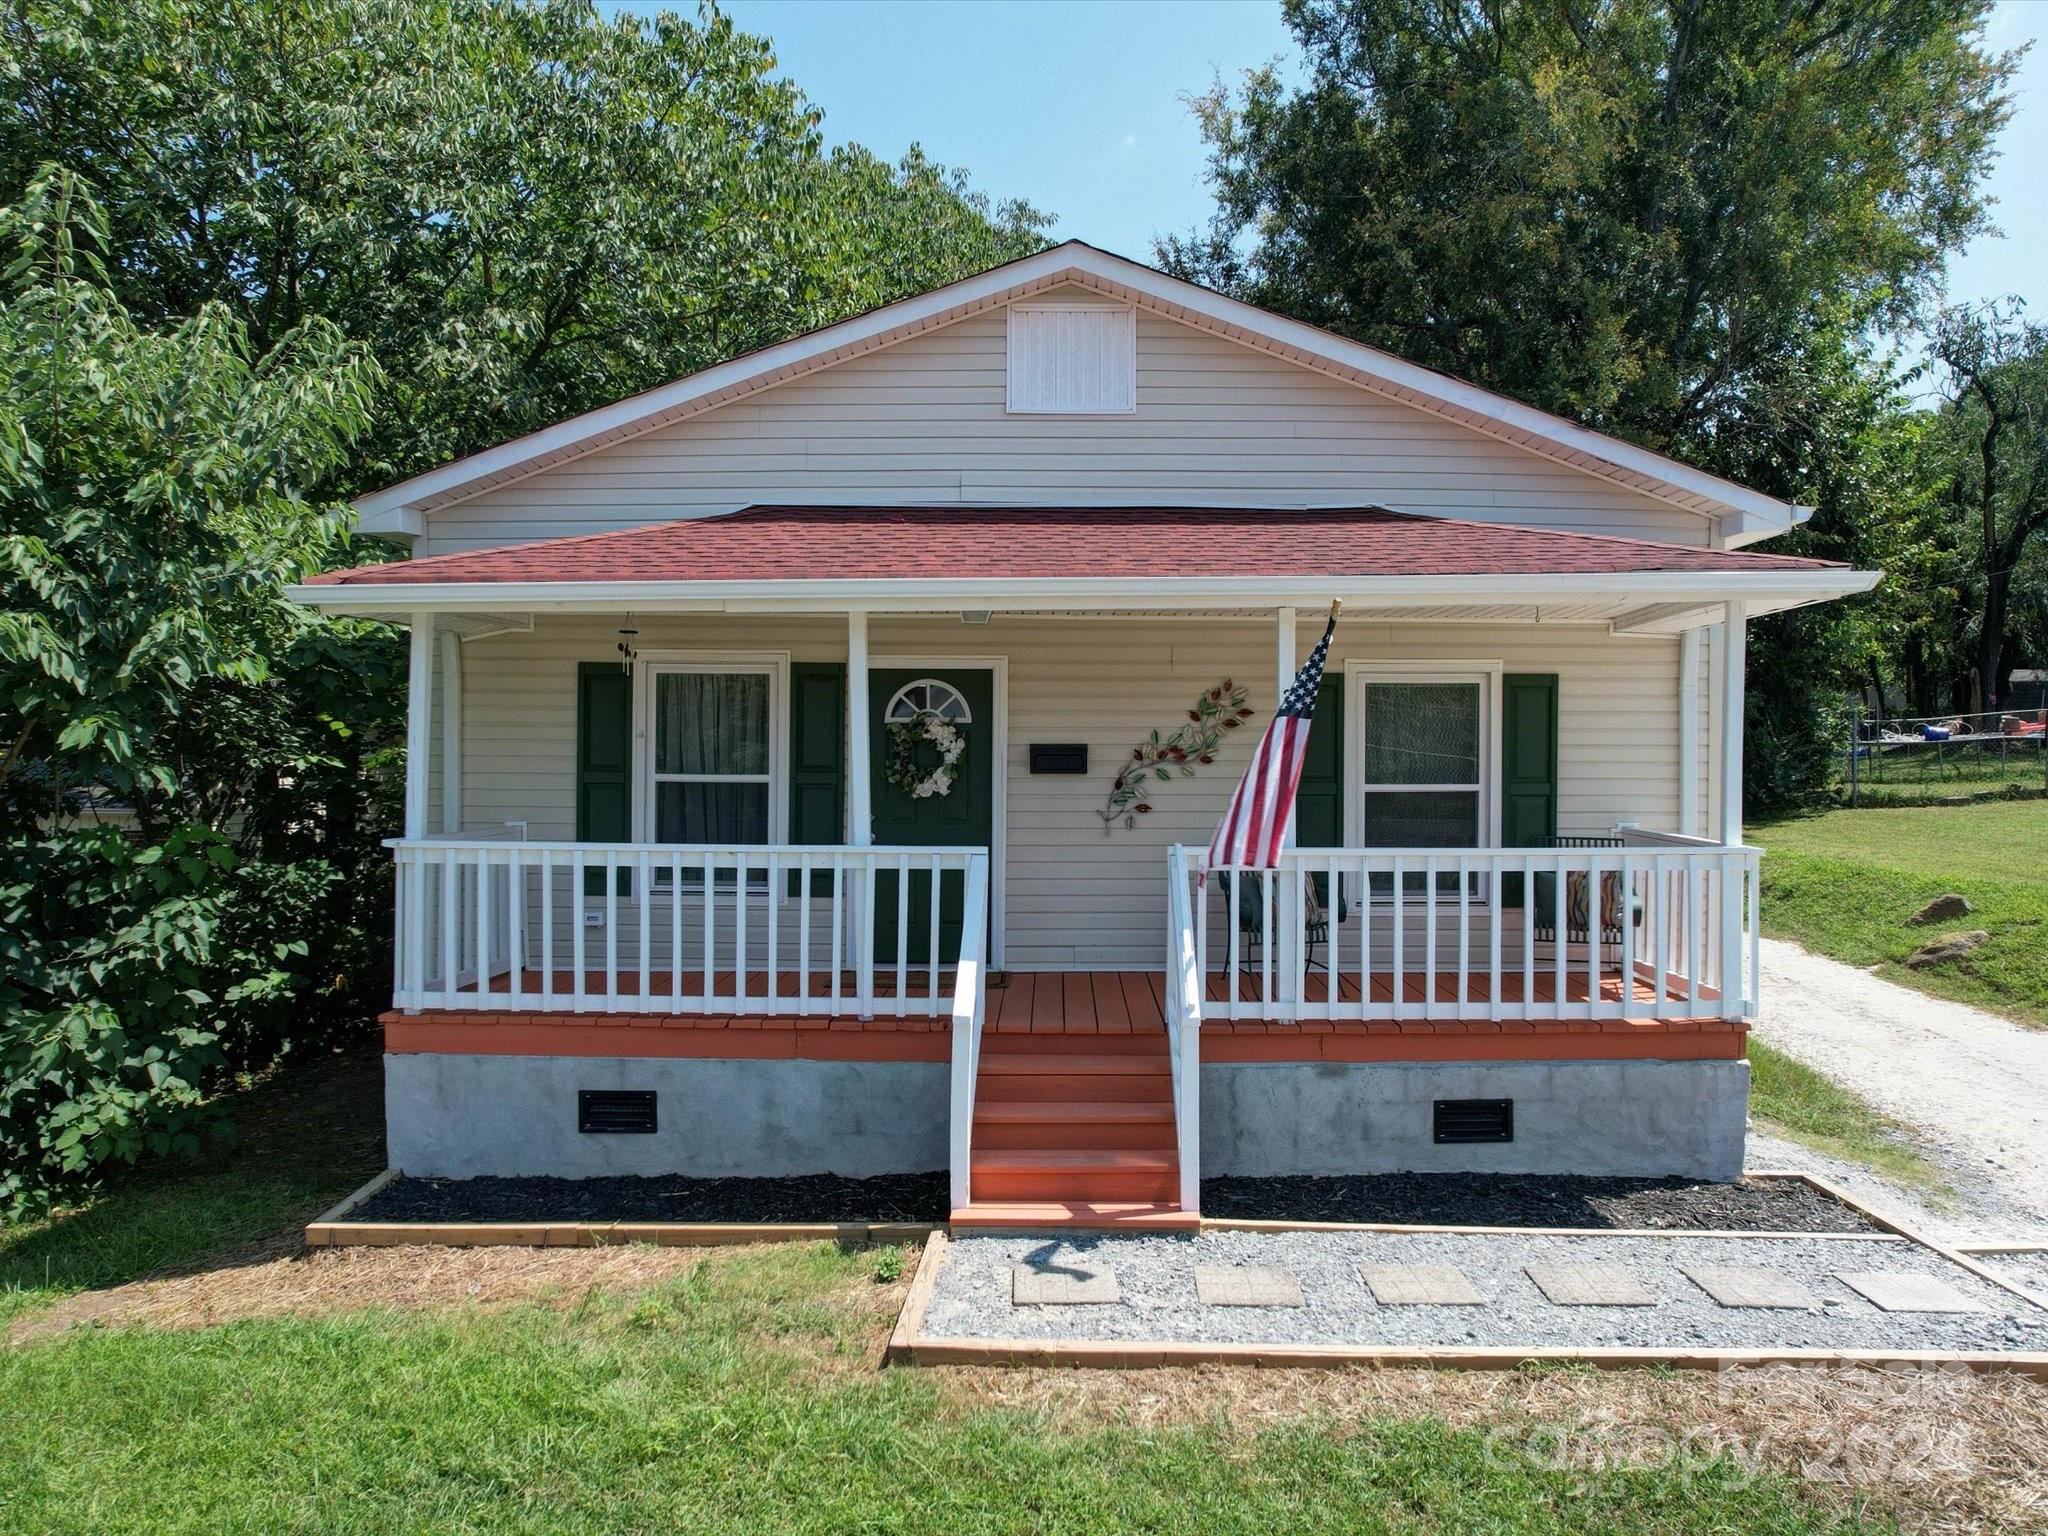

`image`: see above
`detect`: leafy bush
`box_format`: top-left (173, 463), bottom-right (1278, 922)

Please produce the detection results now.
top-left (0, 170), bottom-right (386, 1217)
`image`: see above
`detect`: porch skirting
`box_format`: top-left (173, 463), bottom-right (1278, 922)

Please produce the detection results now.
top-left (1200, 1059), bottom-right (1749, 1182)
top-left (385, 1053), bottom-right (948, 1180)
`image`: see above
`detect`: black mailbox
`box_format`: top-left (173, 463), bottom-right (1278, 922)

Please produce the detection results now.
top-left (1029, 743), bottom-right (1088, 775)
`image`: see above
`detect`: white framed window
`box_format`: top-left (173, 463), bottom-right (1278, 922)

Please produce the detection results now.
top-left (1347, 663), bottom-right (1501, 893)
top-left (634, 655), bottom-right (789, 862)
top-left (1006, 303), bottom-right (1137, 414)
top-left (884, 678), bottom-right (973, 724)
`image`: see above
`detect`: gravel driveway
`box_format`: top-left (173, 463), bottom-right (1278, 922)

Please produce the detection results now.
top-left (1750, 937), bottom-right (2048, 1244)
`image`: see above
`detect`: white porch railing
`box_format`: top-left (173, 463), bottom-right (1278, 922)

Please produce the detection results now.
top-left (1173, 832), bottom-right (1762, 1026)
top-left (389, 837), bottom-right (988, 1019)
top-left (1164, 843), bottom-right (1205, 1213)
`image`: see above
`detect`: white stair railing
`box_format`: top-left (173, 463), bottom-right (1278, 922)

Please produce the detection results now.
top-left (946, 855), bottom-right (991, 1211)
top-left (1165, 844), bottom-right (1205, 1213)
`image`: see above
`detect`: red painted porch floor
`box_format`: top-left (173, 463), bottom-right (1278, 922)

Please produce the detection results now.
top-left (462, 965), bottom-right (1713, 1033)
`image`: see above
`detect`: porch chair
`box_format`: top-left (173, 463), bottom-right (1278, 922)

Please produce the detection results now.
top-left (1532, 834), bottom-right (1632, 948)
top-left (1223, 870), bottom-right (1350, 973)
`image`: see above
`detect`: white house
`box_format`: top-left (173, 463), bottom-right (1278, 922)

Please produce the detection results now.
top-left (290, 242), bottom-right (1877, 1228)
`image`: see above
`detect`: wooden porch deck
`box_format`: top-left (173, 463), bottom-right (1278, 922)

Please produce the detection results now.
top-left (459, 964), bottom-right (1708, 1032)
top-left (389, 965), bottom-right (1743, 1063)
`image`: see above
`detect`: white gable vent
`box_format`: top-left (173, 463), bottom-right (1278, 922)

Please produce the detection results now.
top-left (1006, 303), bottom-right (1136, 414)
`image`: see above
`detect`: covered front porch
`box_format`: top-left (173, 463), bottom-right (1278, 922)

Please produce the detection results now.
top-left (286, 503), bottom-right (1872, 1219)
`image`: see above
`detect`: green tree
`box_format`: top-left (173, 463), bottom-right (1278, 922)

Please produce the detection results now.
top-left (0, 0), bottom-right (1051, 490)
top-left (0, 170), bottom-right (385, 1215)
top-left (0, 2), bottom-right (1050, 1211)
top-left (1167, 0), bottom-right (2016, 807)
top-left (1926, 302), bottom-right (2048, 711)
top-left (1167, 0), bottom-right (2010, 453)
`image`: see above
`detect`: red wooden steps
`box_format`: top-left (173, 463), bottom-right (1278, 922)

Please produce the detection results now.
top-left (955, 1033), bottom-right (1190, 1226)
top-left (949, 1201), bottom-right (1200, 1231)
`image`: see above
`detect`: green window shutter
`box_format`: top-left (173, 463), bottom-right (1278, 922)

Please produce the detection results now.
top-left (1295, 676), bottom-right (1344, 911)
top-left (1500, 673), bottom-right (1558, 907)
top-left (1296, 675), bottom-right (1344, 847)
top-left (576, 662), bottom-right (632, 894)
top-left (787, 662), bottom-right (845, 894)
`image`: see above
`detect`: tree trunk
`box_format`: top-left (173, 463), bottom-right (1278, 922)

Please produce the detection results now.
top-left (1979, 565), bottom-right (2010, 713)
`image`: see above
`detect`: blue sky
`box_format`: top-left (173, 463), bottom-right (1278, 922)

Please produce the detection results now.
top-left (615, 0), bottom-right (2043, 319)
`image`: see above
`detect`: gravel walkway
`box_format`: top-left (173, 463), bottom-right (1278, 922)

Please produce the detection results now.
top-left (1751, 938), bottom-right (2048, 1244)
top-left (922, 1229), bottom-right (2048, 1354)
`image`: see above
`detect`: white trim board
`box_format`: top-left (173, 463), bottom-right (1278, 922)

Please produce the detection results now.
top-left (628, 650), bottom-right (792, 848)
top-left (351, 242), bottom-right (1808, 545)
top-left (1342, 661), bottom-right (1506, 855)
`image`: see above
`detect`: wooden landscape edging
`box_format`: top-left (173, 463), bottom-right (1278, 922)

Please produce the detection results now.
top-left (1746, 1168), bottom-right (2048, 1314)
top-left (304, 1174), bottom-right (937, 1250)
top-left (1203, 1218), bottom-right (1903, 1242)
top-left (881, 1176), bottom-right (2048, 1381)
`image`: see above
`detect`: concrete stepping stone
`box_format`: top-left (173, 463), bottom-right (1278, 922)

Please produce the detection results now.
top-left (1194, 1264), bottom-right (1304, 1308)
top-left (1524, 1262), bottom-right (1656, 1307)
top-left (1010, 1263), bottom-right (1120, 1305)
top-left (1835, 1270), bottom-right (1987, 1314)
top-left (1682, 1265), bottom-right (1816, 1310)
top-left (1360, 1263), bottom-right (1483, 1306)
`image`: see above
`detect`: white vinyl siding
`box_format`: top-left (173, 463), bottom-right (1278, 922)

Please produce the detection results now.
top-left (450, 613), bottom-right (1687, 969)
top-left (1006, 303), bottom-right (1136, 414)
top-left (417, 292), bottom-right (1712, 555)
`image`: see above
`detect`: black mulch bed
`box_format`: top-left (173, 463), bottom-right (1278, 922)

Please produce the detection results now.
top-left (346, 1170), bottom-right (1868, 1233)
top-left (1199, 1174), bottom-right (1872, 1233)
top-left (352, 1172), bottom-right (950, 1226)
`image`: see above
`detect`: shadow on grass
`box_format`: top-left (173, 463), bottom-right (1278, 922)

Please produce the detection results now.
top-left (1, 1040), bottom-right (386, 1309)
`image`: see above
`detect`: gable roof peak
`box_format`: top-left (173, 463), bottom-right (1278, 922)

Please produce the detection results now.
top-left (352, 241), bottom-right (1805, 547)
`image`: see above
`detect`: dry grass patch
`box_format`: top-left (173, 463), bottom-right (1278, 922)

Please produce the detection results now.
top-left (9, 1240), bottom-right (714, 1344)
top-left (933, 1358), bottom-right (2048, 1535)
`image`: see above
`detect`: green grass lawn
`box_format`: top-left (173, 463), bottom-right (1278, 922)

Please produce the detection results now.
top-left (0, 1045), bottom-right (385, 1325)
top-left (0, 1051), bottom-right (1936, 1535)
top-left (1746, 1040), bottom-right (1948, 1194)
top-left (1754, 800), bottom-right (2048, 1027)
top-left (0, 1242), bottom-right (1882, 1536)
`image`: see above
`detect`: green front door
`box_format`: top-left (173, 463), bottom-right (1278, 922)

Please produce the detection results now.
top-left (869, 667), bottom-right (995, 965)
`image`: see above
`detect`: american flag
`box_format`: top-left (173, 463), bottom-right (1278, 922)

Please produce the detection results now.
top-left (1205, 604), bottom-right (1339, 872)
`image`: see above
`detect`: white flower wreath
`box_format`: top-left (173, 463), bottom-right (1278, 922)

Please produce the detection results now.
top-left (884, 710), bottom-right (966, 799)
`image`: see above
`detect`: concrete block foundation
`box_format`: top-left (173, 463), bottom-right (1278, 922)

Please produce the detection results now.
top-left (385, 1053), bottom-right (948, 1180)
top-left (1200, 1058), bottom-right (1749, 1181)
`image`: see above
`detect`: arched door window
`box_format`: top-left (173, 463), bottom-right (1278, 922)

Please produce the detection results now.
top-left (884, 679), bottom-right (973, 724)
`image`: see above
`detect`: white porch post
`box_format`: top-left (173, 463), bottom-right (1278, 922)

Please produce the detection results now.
top-left (438, 631), bottom-right (462, 835)
top-left (399, 612), bottom-right (435, 1013)
top-left (1715, 601), bottom-right (1748, 1015)
top-left (847, 610), bottom-right (872, 846)
top-left (405, 612), bottom-right (435, 840)
top-left (846, 611), bottom-right (873, 1016)
top-left (1677, 626), bottom-right (1701, 838)
top-left (1273, 606), bottom-right (1299, 1008)
top-left (1717, 602), bottom-right (1746, 846)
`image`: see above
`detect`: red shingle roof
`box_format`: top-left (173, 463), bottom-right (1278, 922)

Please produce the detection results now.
top-left (310, 505), bottom-right (1841, 586)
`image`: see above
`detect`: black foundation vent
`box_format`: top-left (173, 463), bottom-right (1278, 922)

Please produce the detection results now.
top-left (1433, 1098), bottom-right (1513, 1144)
top-left (579, 1089), bottom-right (657, 1134)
